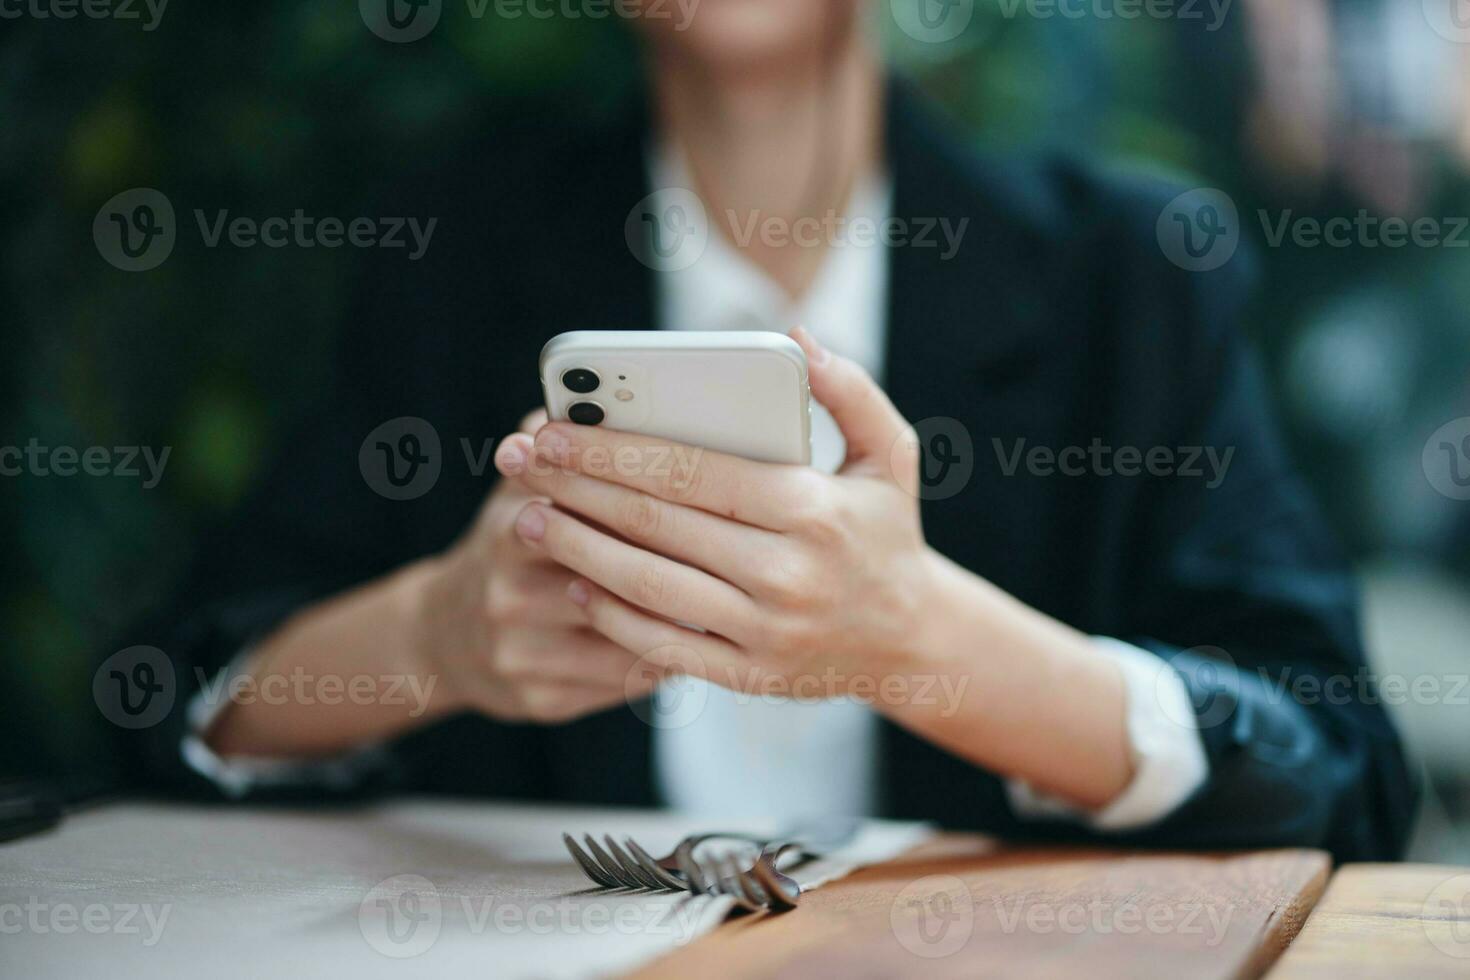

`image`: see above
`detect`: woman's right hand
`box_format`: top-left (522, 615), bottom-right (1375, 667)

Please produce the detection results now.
top-left (415, 413), bottom-right (659, 724)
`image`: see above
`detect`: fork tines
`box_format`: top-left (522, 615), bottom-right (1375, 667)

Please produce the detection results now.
top-left (563, 831), bottom-right (799, 912)
top-left (563, 833), bottom-right (683, 891)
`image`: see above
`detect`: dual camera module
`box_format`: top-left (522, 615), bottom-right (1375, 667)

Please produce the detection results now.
top-left (561, 369), bottom-right (606, 425)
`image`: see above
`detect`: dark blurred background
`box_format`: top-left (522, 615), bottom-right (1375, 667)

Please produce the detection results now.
top-left (2, 0), bottom-right (1467, 858)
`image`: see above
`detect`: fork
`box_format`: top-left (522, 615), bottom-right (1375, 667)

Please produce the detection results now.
top-left (563, 819), bottom-right (859, 893)
top-left (563, 830), bottom-right (766, 891)
top-left (682, 841), bottom-right (805, 912)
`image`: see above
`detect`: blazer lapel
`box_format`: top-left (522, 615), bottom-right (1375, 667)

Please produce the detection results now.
top-left (877, 78), bottom-right (1057, 824)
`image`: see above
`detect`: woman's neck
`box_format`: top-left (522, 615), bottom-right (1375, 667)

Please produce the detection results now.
top-left (646, 31), bottom-right (884, 300)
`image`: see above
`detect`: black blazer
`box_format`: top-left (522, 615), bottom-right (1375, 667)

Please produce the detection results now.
top-left (132, 80), bottom-right (1415, 862)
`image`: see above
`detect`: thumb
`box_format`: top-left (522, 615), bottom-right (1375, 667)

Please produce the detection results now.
top-left (790, 327), bottom-right (917, 486)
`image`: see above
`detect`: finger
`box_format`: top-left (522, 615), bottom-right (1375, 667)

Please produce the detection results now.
top-left (530, 423), bottom-right (819, 531)
top-left (514, 681), bottom-right (649, 725)
top-left (495, 433), bottom-right (537, 480)
top-left (495, 627), bottom-right (643, 686)
top-left (483, 411), bottom-right (547, 495)
top-left (789, 326), bottom-right (915, 482)
top-left (511, 456), bottom-right (775, 589)
top-left (567, 579), bottom-right (749, 684)
top-left (519, 409), bottom-right (549, 435)
top-left (495, 564), bottom-right (598, 626)
top-left (514, 502), bottom-right (760, 644)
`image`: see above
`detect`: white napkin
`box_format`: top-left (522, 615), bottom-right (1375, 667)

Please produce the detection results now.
top-left (0, 800), bottom-right (933, 980)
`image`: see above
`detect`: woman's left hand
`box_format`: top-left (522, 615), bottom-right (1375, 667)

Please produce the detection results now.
top-left (493, 327), bottom-right (938, 697)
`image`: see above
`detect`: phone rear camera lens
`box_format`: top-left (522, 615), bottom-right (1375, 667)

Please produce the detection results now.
top-left (567, 401), bottom-right (605, 426)
top-left (562, 368), bottom-right (600, 394)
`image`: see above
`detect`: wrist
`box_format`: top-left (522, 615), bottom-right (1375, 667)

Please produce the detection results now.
top-left (398, 555), bottom-right (467, 719)
top-left (872, 546), bottom-right (963, 681)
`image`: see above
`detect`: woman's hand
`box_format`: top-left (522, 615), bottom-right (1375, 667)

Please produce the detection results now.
top-left (497, 328), bottom-right (1134, 810)
top-left (416, 412), bottom-right (660, 724)
top-left (494, 328), bottom-right (939, 698)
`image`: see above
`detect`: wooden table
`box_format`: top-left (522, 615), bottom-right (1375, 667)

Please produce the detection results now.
top-left (1, 802), bottom-right (1463, 978)
top-left (633, 836), bottom-right (1329, 980)
top-left (1268, 863), bottom-right (1470, 978)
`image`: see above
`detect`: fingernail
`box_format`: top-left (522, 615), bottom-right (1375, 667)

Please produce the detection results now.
top-left (567, 580), bottom-right (590, 607)
top-left (515, 504), bottom-right (546, 542)
top-left (537, 427), bottom-right (570, 463)
top-left (495, 440), bottom-right (527, 475)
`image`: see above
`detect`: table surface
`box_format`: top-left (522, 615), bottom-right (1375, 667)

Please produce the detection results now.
top-left (632, 836), bottom-right (1329, 980)
top-left (1266, 863), bottom-right (1470, 978)
top-left (2, 801), bottom-right (1465, 979)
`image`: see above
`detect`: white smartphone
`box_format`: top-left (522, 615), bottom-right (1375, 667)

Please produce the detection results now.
top-left (540, 331), bottom-right (812, 465)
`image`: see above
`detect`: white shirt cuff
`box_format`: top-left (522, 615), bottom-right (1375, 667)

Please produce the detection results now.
top-left (180, 652), bottom-right (388, 799)
top-left (1005, 636), bottom-right (1210, 832)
